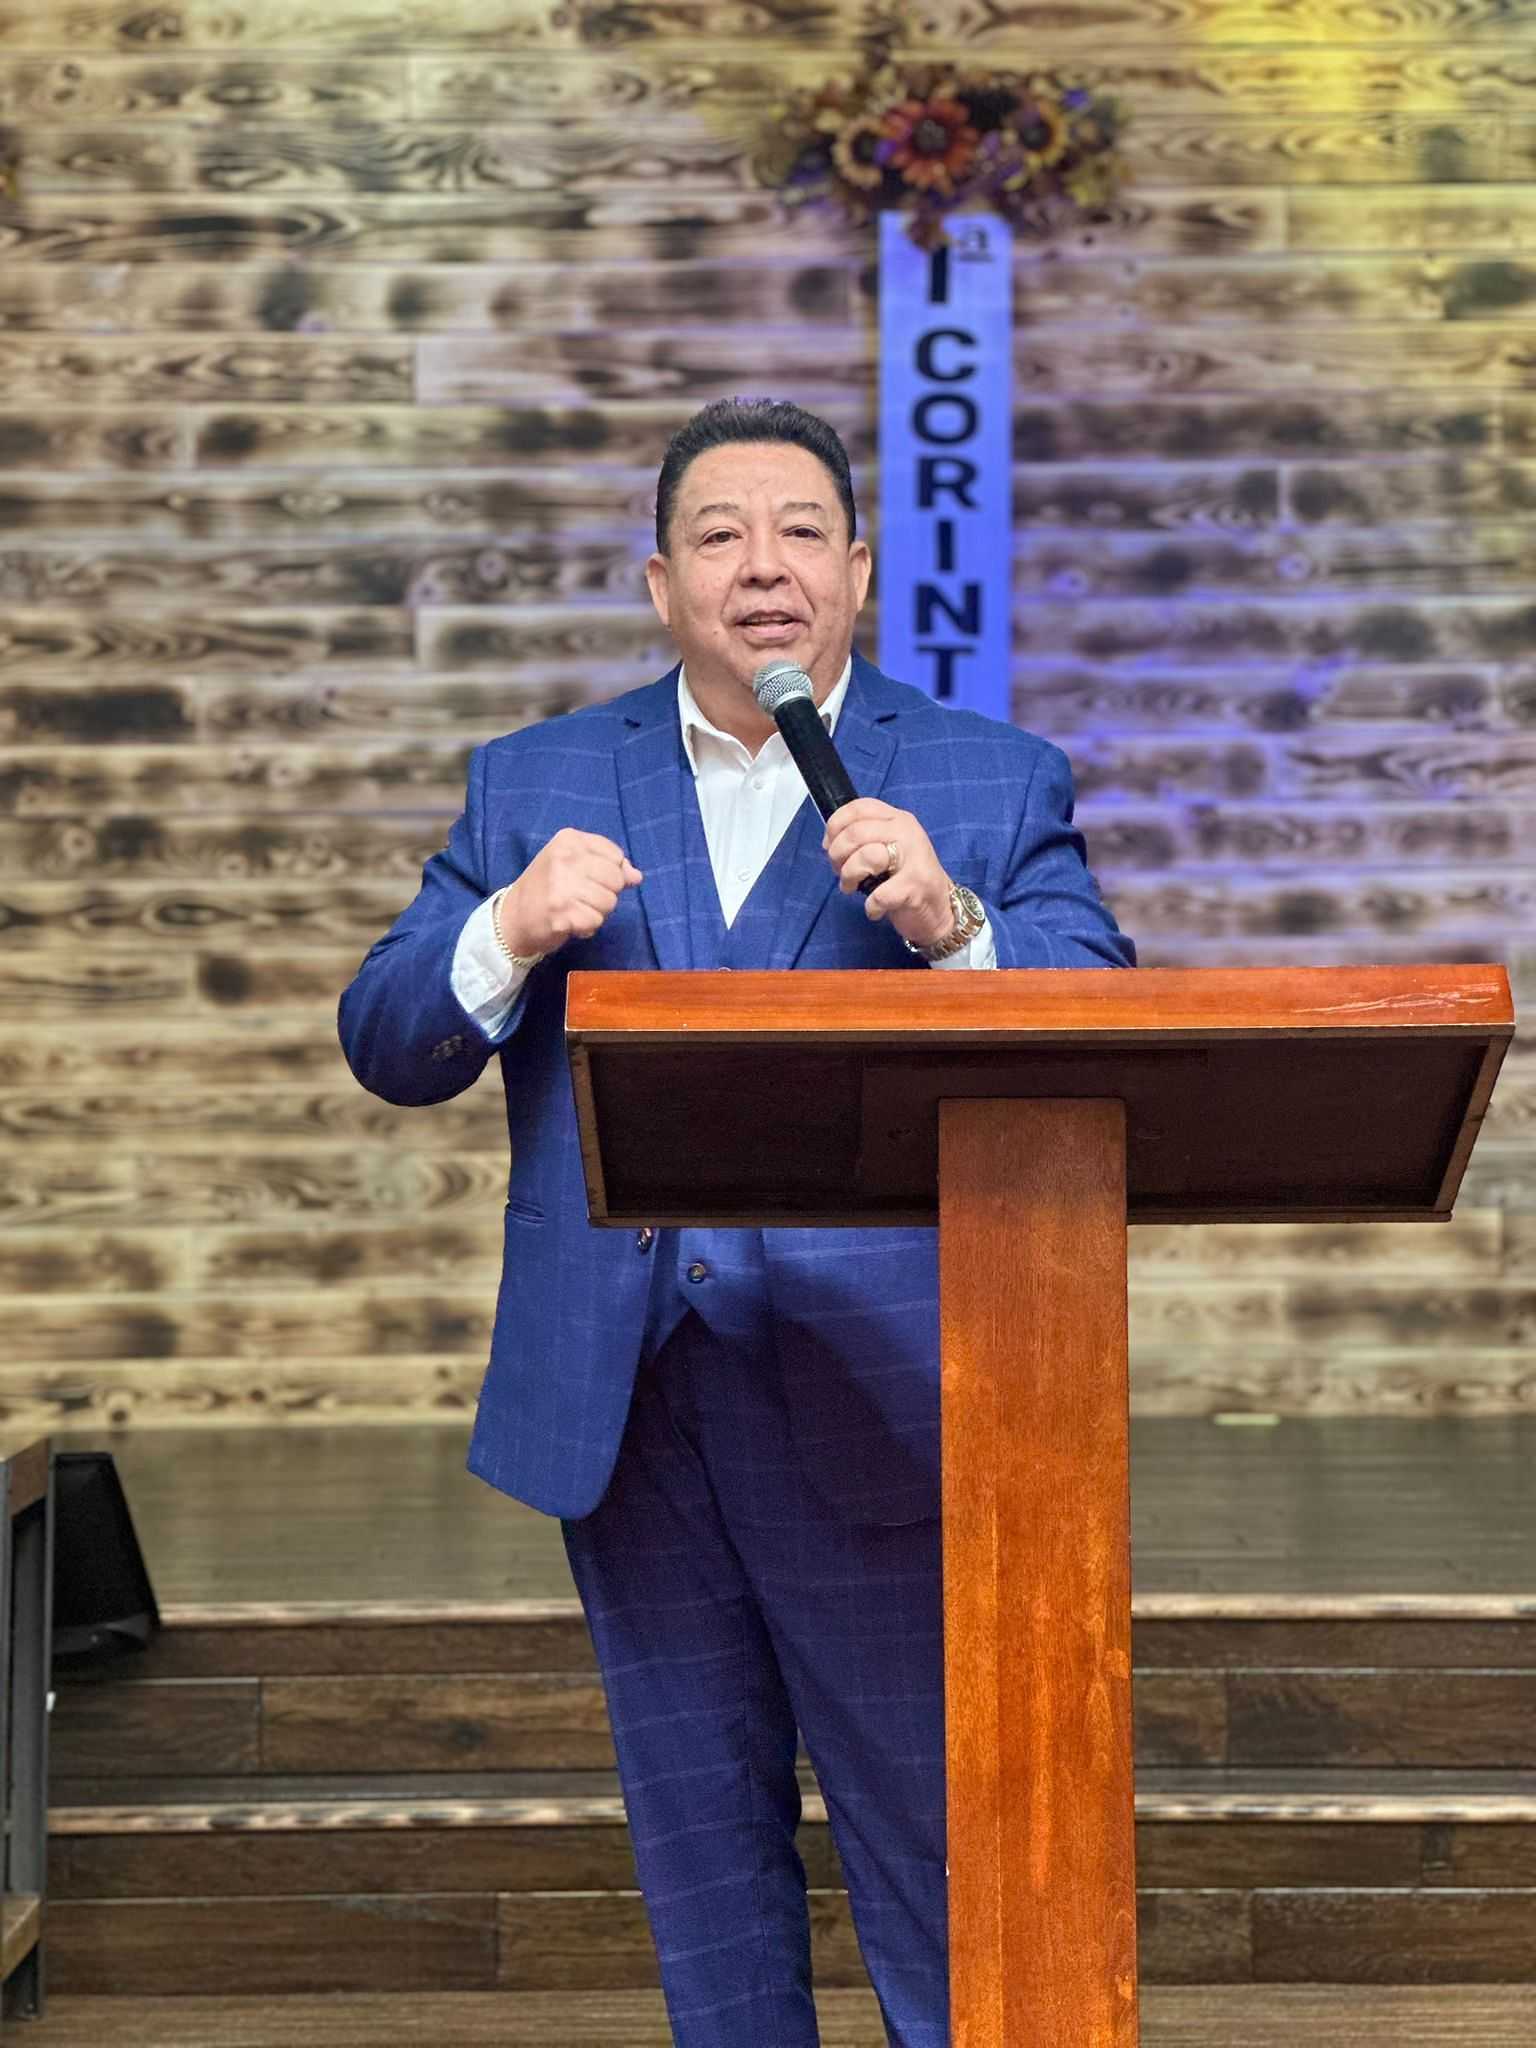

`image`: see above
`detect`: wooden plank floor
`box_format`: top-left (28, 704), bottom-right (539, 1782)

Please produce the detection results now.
top-left (19, 1987), bottom-right (1536, 2046)
top-left (46, 1416), bottom-right (1536, 1612)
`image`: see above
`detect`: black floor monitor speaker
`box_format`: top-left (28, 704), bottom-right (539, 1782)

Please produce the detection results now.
top-left (52, 1450), bottom-right (160, 1668)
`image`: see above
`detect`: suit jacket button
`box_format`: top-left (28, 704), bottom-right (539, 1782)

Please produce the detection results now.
top-left (635, 1227), bottom-right (655, 1253)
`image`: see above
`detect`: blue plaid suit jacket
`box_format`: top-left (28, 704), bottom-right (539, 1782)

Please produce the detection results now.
top-left (338, 653), bottom-right (1134, 1521)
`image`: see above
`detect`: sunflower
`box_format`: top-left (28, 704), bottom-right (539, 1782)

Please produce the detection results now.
top-left (1013, 94), bottom-right (1070, 171)
top-left (1064, 156), bottom-right (1117, 209)
top-left (832, 113), bottom-right (890, 191)
top-left (881, 95), bottom-right (980, 195)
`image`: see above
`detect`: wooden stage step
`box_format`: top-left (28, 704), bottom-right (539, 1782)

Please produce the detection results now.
top-left (39, 1419), bottom-right (1536, 2001)
top-left (19, 1987), bottom-right (1536, 2047)
top-left (0, 1894), bottom-right (40, 1981)
top-left (45, 1766), bottom-right (1536, 1993)
top-left (48, 1600), bottom-right (1536, 1785)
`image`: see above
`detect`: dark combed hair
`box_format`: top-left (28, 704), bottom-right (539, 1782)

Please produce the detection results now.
top-left (654, 398), bottom-right (858, 553)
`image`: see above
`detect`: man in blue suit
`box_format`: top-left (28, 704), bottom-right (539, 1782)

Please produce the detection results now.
top-left (339, 398), bottom-right (1133, 2045)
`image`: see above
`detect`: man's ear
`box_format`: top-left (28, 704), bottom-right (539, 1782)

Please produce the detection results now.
top-left (644, 552), bottom-right (672, 627)
top-left (849, 539), bottom-right (872, 610)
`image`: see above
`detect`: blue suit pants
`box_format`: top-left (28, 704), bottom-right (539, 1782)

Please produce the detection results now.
top-left (562, 1309), bottom-right (950, 2046)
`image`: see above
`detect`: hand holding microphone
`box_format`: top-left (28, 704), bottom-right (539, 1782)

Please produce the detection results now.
top-left (751, 661), bottom-right (960, 952)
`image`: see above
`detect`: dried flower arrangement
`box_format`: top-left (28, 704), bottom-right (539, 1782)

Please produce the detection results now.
top-left (757, 35), bottom-right (1123, 249)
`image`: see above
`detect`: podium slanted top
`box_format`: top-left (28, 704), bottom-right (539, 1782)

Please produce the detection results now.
top-left (566, 964), bottom-right (1513, 1228)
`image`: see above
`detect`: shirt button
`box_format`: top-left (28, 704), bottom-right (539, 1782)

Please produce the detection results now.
top-left (751, 777), bottom-right (765, 790)
top-left (735, 868), bottom-right (749, 882)
top-left (635, 1227), bottom-right (655, 1253)
top-left (686, 1262), bottom-right (709, 1284)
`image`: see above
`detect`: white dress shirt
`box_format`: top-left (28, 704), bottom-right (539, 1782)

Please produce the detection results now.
top-left (451, 662), bottom-right (996, 1037)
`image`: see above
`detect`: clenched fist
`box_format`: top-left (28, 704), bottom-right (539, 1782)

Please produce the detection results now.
top-left (494, 829), bottom-right (644, 961)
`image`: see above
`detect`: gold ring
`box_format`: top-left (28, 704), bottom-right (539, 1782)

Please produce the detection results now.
top-left (885, 839), bottom-right (901, 875)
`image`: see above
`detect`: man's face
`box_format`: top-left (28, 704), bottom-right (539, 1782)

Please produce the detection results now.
top-left (645, 440), bottom-right (872, 704)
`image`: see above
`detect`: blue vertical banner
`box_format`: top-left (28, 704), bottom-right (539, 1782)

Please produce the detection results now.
top-left (877, 213), bottom-right (1014, 723)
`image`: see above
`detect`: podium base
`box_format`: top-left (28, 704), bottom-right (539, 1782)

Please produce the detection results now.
top-left (941, 1098), bottom-right (1138, 2046)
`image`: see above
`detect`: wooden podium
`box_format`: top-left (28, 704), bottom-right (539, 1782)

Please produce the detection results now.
top-left (566, 963), bottom-right (1513, 2047)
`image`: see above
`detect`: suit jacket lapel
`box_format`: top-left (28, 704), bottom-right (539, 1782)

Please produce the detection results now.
top-left (614, 672), bottom-right (692, 972)
top-left (767, 656), bottom-right (900, 970)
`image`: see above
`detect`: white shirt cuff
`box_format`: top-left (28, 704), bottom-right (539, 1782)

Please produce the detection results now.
top-left (928, 914), bottom-right (997, 972)
top-left (451, 893), bottom-right (535, 1039)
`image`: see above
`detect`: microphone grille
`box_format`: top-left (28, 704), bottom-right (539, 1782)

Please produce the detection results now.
top-left (752, 660), bottom-right (815, 713)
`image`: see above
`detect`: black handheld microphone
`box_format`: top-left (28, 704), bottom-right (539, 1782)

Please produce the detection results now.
top-left (752, 661), bottom-right (887, 896)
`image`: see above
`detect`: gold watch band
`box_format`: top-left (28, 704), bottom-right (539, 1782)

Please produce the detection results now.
top-left (905, 882), bottom-right (985, 962)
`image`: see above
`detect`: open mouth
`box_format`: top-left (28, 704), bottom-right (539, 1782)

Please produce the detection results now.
top-left (736, 612), bottom-right (804, 639)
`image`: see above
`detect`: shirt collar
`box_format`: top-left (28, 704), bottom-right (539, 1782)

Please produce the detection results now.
top-left (677, 660), bottom-right (853, 776)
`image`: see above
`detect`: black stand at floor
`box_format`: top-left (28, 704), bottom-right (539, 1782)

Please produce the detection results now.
top-left (1, 1439), bottom-right (54, 2027)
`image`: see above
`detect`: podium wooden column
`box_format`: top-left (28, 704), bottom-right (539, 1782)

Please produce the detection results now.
top-left (566, 964), bottom-right (1513, 2047)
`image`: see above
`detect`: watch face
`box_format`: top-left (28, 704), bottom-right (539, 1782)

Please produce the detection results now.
top-left (955, 885), bottom-right (985, 934)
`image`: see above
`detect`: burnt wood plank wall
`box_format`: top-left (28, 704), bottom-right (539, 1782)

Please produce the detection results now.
top-left (0, 0), bottom-right (1533, 1432)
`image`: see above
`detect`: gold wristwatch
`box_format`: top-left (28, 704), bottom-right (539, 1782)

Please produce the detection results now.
top-left (905, 882), bottom-right (987, 963)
